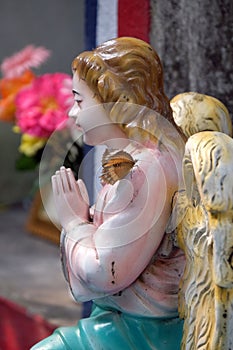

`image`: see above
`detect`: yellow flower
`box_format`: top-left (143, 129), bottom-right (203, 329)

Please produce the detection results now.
top-left (19, 133), bottom-right (47, 157)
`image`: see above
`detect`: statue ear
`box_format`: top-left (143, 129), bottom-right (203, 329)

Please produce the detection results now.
top-left (97, 73), bottom-right (118, 102)
top-left (97, 73), bottom-right (133, 104)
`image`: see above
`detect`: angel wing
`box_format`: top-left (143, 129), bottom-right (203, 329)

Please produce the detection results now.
top-left (171, 93), bottom-right (233, 350)
top-left (170, 92), bottom-right (232, 138)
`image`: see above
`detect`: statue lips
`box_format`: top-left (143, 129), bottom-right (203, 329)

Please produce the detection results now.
top-left (75, 119), bottom-right (83, 131)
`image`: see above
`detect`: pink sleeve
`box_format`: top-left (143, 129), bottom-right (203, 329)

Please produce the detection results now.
top-left (62, 149), bottom-right (176, 301)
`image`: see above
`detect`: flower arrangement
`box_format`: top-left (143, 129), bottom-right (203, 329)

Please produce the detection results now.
top-left (0, 45), bottom-right (73, 169)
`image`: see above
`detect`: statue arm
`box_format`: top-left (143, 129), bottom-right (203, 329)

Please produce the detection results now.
top-left (52, 150), bottom-right (174, 301)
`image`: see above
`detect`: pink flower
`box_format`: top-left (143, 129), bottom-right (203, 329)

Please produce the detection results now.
top-left (15, 73), bottom-right (72, 138)
top-left (1, 45), bottom-right (51, 79)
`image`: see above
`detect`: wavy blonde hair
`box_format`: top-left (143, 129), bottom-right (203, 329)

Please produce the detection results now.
top-left (71, 37), bottom-right (183, 145)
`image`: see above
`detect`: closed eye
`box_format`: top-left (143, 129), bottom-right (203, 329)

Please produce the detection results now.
top-left (75, 99), bottom-right (83, 107)
top-left (72, 90), bottom-right (83, 107)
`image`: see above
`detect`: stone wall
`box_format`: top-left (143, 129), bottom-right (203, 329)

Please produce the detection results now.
top-left (150, 0), bottom-right (233, 118)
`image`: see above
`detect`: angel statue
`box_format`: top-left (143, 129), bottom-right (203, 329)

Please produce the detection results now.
top-left (170, 92), bottom-right (233, 350)
top-left (31, 38), bottom-right (233, 350)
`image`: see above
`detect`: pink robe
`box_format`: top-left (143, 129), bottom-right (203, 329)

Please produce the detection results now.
top-left (61, 142), bottom-right (185, 318)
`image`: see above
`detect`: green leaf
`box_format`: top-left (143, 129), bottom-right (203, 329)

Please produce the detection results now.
top-left (15, 153), bottom-right (39, 170)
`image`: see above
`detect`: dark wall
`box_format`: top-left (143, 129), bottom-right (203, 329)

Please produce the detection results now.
top-left (150, 0), bottom-right (233, 117)
top-left (0, 0), bottom-right (85, 73)
top-left (0, 0), bottom-right (84, 204)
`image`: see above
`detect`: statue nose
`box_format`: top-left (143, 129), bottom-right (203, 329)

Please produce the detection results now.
top-left (68, 104), bottom-right (80, 119)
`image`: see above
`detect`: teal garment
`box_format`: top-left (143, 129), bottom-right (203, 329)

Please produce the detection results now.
top-left (31, 304), bottom-right (183, 350)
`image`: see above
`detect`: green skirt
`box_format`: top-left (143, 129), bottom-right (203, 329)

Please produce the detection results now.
top-left (31, 304), bottom-right (183, 350)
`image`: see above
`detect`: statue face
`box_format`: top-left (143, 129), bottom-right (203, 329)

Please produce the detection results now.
top-left (69, 73), bottom-right (100, 120)
top-left (68, 73), bottom-right (127, 146)
top-left (68, 74), bottom-right (109, 145)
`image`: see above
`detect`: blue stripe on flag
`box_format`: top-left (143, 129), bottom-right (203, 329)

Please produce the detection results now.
top-left (85, 0), bottom-right (97, 50)
top-left (83, 0), bottom-right (98, 204)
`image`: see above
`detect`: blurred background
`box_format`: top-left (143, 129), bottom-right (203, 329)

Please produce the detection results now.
top-left (0, 0), bottom-right (84, 205)
top-left (0, 1), bottom-right (85, 348)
